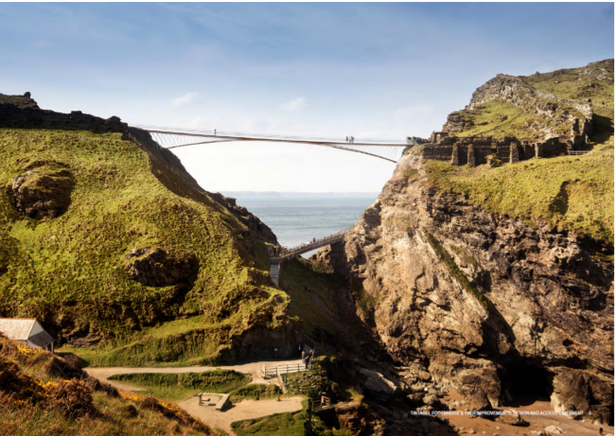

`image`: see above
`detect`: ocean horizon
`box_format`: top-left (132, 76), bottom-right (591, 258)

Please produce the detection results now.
top-left (225, 192), bottom-right (379, 254)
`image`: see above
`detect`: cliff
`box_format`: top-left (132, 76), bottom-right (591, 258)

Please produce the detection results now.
top-left (313, 61), bottom-right (614, 427)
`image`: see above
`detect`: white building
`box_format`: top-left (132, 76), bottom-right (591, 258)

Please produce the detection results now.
top-left (0, 318), bottom-right (54, 353)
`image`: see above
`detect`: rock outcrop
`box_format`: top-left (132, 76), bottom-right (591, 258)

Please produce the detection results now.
top-left (11, 161), bottom-right (75, 219)
top-left (123, 247), bottom-right (199, 287)
top-left (314, 149), bottom-right (613, 424)
top-left (443, 73), bottom-right (593, 146)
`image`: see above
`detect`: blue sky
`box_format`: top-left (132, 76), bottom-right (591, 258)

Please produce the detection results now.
top-left (0, 2), bottom-right (613, 193)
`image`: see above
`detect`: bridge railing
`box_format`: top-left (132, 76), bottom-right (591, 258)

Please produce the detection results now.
top-left (134, 124), bottom-right (417, 146)
top-left (279, 226), bottom-right (353, 260)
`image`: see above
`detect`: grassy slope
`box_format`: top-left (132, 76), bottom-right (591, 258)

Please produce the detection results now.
top-left (0, 335), bottom-right (219, 436)
top-left (0, 128), bottom-right (287, 366)
top-left (454, 99), bottom-right (561, 141)
top-left (424, 155), bottom-right (614, 248)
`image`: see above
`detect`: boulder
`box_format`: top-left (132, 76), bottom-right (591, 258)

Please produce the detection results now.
top-left (550, 367), bottom-right (613, 425)
top-left (359, 368), bottom-right (403, 399)
top-left (495, 412), bottom-right (529, 427)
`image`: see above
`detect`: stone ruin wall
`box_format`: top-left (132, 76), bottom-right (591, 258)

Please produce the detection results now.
top-left (421, 131), bottom-right (572, 167)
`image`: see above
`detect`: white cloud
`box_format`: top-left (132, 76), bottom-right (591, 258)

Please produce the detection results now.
top-left (280, 97), bottom-right (306, 112)
top-left (394, 104), bottom-right (433, 119)
top-left (171, 92), bottom-right (198, 107)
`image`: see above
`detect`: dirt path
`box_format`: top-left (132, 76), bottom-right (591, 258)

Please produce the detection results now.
top-left (178, 395), bottom-right (303, 435)
top-left (85, 359), bottom-right (305, 435)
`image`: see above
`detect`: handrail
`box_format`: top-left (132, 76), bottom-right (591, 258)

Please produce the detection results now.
top-left (134, 124), bottom-right (422, 146)
top-left (261, 363), bottom-right (311, 379)
top-left (279, 226), bottom-right (353, 260)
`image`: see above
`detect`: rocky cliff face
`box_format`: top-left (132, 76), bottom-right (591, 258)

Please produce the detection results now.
top-left (314, 149), bottom-right (613, 425)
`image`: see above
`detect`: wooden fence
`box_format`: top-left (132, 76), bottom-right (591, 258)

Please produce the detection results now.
top-left (568, 149), bottom-right (614, 157)
top-left (261, 363), bottom-right (311, 379)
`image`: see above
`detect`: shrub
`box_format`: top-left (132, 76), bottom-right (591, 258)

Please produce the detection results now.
top-left (47, 380), bottom-right (96, 418)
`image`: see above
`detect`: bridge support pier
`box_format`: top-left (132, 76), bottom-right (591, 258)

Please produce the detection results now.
top-left (269, 257), bottom-right (281, 287)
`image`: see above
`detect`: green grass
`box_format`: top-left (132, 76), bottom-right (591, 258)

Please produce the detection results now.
top-left (454, 100), bottom-right (546, 141)
top-left (404, 168), bottom-right (419, 178)
top-left (424, 155), bottom-right (614, 248)
top-left (0, 128), bottom-right (286, 366)
top-left (108, 369), bottom-right (250, 401)
top-left (229, 383), bottom-right (281, 402)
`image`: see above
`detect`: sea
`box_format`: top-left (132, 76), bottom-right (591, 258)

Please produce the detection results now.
top-left (226, 192), bottom-right (379, 257)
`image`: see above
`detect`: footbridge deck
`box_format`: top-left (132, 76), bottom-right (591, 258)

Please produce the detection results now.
top-left (136, 125), bottom-right (427, 163)
top-left (269, 227), bottom-right (352, 286)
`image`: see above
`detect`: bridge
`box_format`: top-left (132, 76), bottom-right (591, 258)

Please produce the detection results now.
top-left (136, 125), bottom-right (427, 163)
top-left (269, 227), bottom-right (352, 286)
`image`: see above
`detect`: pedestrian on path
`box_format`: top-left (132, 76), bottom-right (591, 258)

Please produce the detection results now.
top-left (346, 136), bottom-right (348, 142)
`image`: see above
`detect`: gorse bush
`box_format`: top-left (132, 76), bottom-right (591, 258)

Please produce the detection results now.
top-left (0, 334), bottom-right (219, 435)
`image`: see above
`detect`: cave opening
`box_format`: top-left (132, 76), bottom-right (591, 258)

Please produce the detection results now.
top-left (503, 365), bottom-right (552, 407)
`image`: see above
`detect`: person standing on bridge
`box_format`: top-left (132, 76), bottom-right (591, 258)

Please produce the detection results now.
top-left (313, 237), bottom-right (316, 243)
top-left (345, 136), bottom-right (348, 143)
top-left (214, 129), bottom-right (217, 136)
top-left (350, 136), bottom-right (354, 143)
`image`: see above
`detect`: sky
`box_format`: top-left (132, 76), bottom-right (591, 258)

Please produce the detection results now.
top-left (0, 2), bottom-right (613, 193)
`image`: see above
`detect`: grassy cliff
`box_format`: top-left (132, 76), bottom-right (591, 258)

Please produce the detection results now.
top-left (424, 154), bottom-right (614, 249)
top-left (0, 126), bottom-right (291, 366)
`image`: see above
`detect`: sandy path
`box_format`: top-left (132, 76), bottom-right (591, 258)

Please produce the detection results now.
top-left (178, 395), bottom-right (303, 435)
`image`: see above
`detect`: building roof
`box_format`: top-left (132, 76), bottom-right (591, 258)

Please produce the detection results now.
top-left (28, 330), bottom-right (54, 347)
top-left (0, 318), bottom-right (39, 341)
